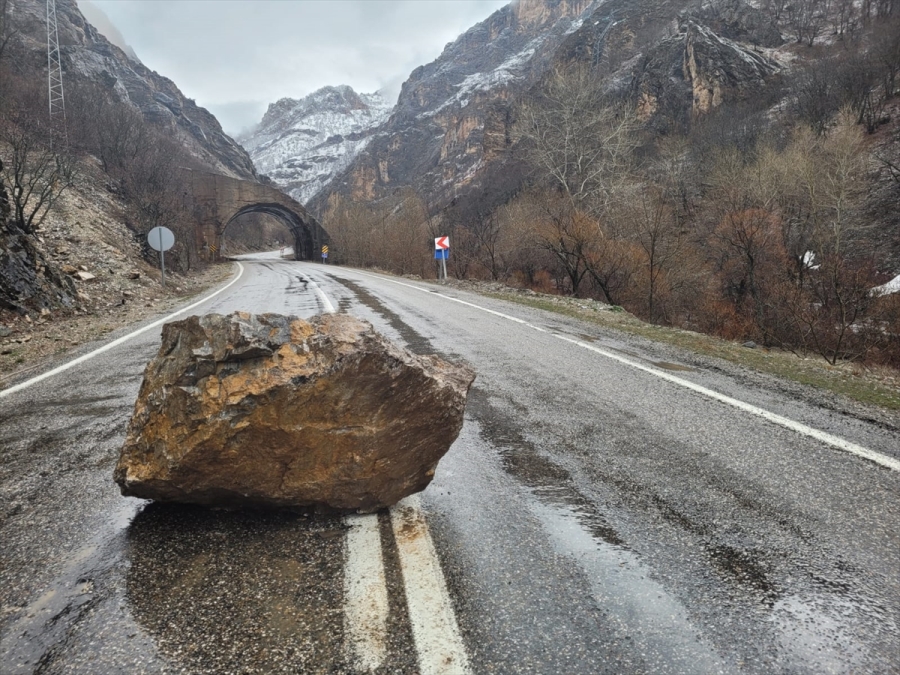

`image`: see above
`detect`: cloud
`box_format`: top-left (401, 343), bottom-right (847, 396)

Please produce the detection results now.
top-left (205, 101), bottom-right (269, 139)
top-left (88, 0), bottom-right (508, 134)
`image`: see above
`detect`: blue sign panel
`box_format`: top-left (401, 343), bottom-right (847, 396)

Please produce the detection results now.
top-left (434, 249), bottom-right (449, 260)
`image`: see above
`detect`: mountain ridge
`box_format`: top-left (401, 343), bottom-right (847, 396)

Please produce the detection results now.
top-left (238, 85), bottom-right (392, 204)
top-left (10, 0), bottom-right (258, 180)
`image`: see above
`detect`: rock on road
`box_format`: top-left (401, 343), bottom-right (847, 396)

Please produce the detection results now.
top-left (1, 251), bottom-right (898, 674)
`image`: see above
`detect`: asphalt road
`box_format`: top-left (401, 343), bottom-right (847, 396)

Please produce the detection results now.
top-left (1, 252), bottom-right (898, 674)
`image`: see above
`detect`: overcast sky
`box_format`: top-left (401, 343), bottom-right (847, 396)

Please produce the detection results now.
top-left (78, 0), bottom-right (509, 135)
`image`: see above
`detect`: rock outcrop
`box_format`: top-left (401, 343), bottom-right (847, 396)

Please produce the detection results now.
top-left (114, 312), bottom-right (475, 511)
top-left (307, 0), bottom-right (784, 217)
top-left (629, 17), bottom-right (780, 128)
top-left (0, 161), bottom-right (77, 313)
top-left (308, 0), bottom-right (603, 215)
top-left (687, 0), bottom-right (783, 48)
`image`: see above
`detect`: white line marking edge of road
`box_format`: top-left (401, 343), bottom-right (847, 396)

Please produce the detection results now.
top-left (0, 262), bottom-right (245, 399)
top-left (340, 268), bottom-right (900, 473)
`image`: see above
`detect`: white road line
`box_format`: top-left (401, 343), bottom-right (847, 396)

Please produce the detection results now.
top-left (341, 269), bottom-right (900, 473)
top-left (344, 515), bottom-right (389, 672)
top-left (322, 271), bottom-right (468, 673)
top-left (390, 495), bottom-right (472, 675)
top-left (0, 263), bottom-right (246, 399)
top-left (554, 335), bottom-right (900, 472)
top-left (305, 273), bottom-right (336, 314)
top-left (315, 272), bottom-right (391, 672)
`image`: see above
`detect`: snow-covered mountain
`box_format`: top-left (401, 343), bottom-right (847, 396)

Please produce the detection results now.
top-left (238, 86), bottom-right (393, 204)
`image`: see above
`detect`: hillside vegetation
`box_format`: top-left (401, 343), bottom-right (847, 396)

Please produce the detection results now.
top-left (324, 2), bottom-right (900, 368)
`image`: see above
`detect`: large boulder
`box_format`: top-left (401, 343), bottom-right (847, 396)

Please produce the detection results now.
top-left (114, 312), bottom-right (475, 511)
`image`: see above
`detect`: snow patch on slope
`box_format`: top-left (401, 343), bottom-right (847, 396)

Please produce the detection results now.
top-left (430, 38), bottom-right (544, 116)
top-left (240, 86), bottom-right (393, 204)
top-left (872, 274), bottom-right (900, 296)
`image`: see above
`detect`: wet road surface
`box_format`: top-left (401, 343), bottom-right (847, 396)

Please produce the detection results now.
top-left (1, 252), bottom-right (898, 674)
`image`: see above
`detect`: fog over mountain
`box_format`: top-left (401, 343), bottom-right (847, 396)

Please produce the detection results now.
top-left (75, 0), bottom-right (139, 61)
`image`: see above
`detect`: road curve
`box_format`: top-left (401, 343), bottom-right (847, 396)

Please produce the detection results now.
top-left (1, 253), bottom-right (898, 674)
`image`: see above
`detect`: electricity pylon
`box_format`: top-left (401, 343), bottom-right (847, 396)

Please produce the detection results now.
top-left (46, 0), bottom-right (67, 147)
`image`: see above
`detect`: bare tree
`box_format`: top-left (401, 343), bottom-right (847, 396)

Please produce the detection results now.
top-left (528, 190), bottom-right (597, 296)
top-left (763, 0), bottom-right (790, 21)
top-left (323, 195), bottom-right (374, 267)
top-left (623, 186), bottom-right (687, 322)
top-left (771, 113), bottom-right (881, 363)
top-left (67, 81), bottom-right (155, 177)
top-left (792, 61), bottom-right (839, 136)
top-left (380, 188), bottom-right (428, 275)
top-left (702, 143), bottom-right (792, 343)
top-left (833, 0), bottom-right (858, 37)
top-left (873, 17), bottom-right (900, 99)
top-left (0, 0), bottom-right (12, 63)
top-left (0, 76), bottom-right (76, 234)
top-left (0, 124), bottom-right (75, 233)
top-left (516, 64), bottom-right (638, 218)
top-left (787, 0), bottom-right (827, 46)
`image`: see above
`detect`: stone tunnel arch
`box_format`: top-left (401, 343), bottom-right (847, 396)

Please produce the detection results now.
top-left (181, 169), bottom-right (329, 263)
top-left (223, 204), bottom-right (316, 260)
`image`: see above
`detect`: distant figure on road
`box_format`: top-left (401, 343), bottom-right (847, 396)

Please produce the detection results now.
top-left (280, 247), bottom-right (285, 257)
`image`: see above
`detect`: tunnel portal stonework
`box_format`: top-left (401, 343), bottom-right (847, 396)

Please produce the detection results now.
top-left (183, 169), bottom-right (329, 261)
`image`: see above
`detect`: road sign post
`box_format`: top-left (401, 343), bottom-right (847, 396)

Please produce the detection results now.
top-left (322, 245), bottom-right (329, 263)
top-left (435, 236), bottom-right (450, 282)
top-left (147, 226), bottom-right (175, 288)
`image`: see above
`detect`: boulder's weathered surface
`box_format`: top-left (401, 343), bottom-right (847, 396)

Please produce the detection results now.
top-left (114, 312), bottom-right (475, 511)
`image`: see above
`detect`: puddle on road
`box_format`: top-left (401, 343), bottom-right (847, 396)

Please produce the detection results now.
top-left (708, 544), bottom-right (779, 605)
top-left (532, 499), bottom-right (727, 673)
top-left (0, 499), bottom-right (142, 674)
top-left (770, 591), bottom-right (882, 673)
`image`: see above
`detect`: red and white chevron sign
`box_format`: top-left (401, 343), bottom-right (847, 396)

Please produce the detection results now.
top-left (435, 236), bottom-right (450, 250)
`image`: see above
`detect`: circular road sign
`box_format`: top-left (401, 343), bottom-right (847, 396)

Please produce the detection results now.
top-left (147, 226), bottom-right (175, 252)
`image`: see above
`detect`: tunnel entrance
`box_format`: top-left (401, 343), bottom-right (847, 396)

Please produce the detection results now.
top-left (222, 204), bottom-right (317, 261)
top-left (222, 210), bottom-right (293, 257)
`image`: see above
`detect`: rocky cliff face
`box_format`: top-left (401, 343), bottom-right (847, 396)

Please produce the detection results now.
top-left (308, 0), bottom-right (604, 214)
top-left (9, 0), bottom-right (257, 180)
top-left (238, 86), bottom-right (392, 204)
top-left (628, 13), bottom-right (781, 130)
top-left (308, 0), bottom-right (784, 216)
